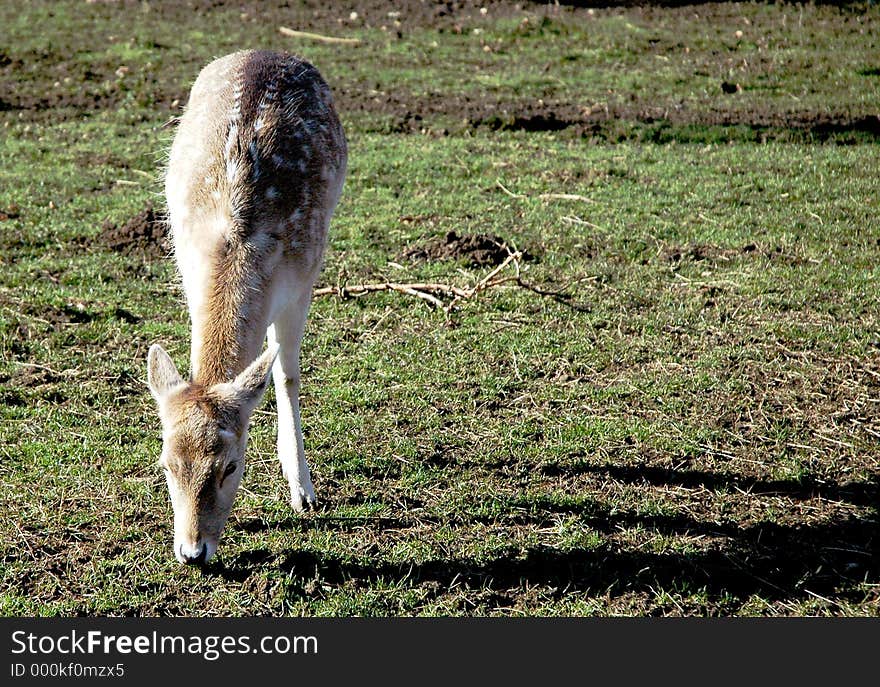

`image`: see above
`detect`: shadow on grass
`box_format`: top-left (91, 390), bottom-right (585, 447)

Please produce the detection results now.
top-left (266, 514), bottom-right (878, 602)
top-left (212, 478), bottom-right (879, 606)
top-left (540, 461), bottom-right (880, 508)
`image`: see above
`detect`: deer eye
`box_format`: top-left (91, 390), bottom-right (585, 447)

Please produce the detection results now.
top-left (222, 462), bottom-right (238, 481)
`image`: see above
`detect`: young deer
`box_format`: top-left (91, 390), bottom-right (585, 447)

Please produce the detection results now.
top-left (146, 50), bottom-right (347, 564)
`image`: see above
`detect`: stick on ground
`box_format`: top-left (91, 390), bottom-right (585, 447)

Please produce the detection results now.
top-left (278, 26), bottom-right (361, 45)
top-left (313, 250), bottom-right (526, 314)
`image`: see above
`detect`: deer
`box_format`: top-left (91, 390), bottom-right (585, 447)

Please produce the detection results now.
top-left (146, 50), bottom-right (347, 565)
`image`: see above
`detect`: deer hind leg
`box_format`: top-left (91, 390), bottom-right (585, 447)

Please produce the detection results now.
top-left (267, 288), bottom-right (316, 512)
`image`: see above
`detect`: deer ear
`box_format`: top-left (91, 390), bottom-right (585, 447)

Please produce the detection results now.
top-left (147, 344), bottom-right (184, 401)
top-left (228, 343), bottom-right (279, 414)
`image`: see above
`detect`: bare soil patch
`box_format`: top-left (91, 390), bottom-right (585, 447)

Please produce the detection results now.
top-left (402, 230), bottom-right (518, 267)
top-left (662, 242), bottom-right (808, 268)
top-left (0, 48), bottom-right (150, 116)
top-left (0, 204), bottom-right (21, 221)
top-left (192, 0), bottom-right (525, 31)
top-left (94, 205), bottom-right (169, 260)
top-left (4, 2), bottom-right (878, 144)
top-left (342, 88), bottom-right (880, 143)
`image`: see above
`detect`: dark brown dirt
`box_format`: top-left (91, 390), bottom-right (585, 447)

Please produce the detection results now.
top-left (663, 242), bottom-right (808, 267)
top-left (188, 0), bottom-right (527, 31)
top-left (340, 88), bottom-right (880, 143)
top-left (0, 204), bottom-right (21, 221)
top-left (41, 303), bottom-right (97, 326)
top-left (402, 230), bottom-right (516, 267)
top-left (3, 1), bottom-right (878, 144)
top-left (0, 1), bottom-right (525, 120)
top-left (2, 366), bottom-right (61, 389)
top-left (95, 206), bottom-right (169, 260)
top-left (0, 47), bottom-right (169, 117)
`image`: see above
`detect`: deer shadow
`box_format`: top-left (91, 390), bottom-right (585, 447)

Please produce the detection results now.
top-left (210, 469), bottom-right (878, 604)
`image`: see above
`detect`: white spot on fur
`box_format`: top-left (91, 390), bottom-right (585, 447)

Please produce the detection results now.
top-left (254, 117), bottom-right (264, 132)
top-left (204, 176), bottom-right (213, 186)
top-left (265, 186), bottom-right (279, 200)
top-left (212, 190), bottom-right (222, 200)
top-left (230, 83), bottom-right (242, 120)
top-left (224, 122), bottom-right (238, 161)
top-left (261, 82), bottom-right (277, 103)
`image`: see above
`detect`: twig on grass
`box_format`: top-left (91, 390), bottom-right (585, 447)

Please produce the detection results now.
top-left (278, 26), bottom-right (361, 45)
top-left (315, 250), bottom-right (526, 314)
top-left (539, 192), bottom-right (595, 203)
top-left (386, 284), bottom-right (446, 309)
top-left (11, 361), bottom-right (79, 377)
top-left (495, 180), bottom-right (524, 199)
top-left (561, 214), bottom-right (604, 231)
top-left (314, 248), bottom-right (593, 315)
top-left (313, 281), bottom-right (470, 301)
top-left (496, 180), bottom-right (595, 204)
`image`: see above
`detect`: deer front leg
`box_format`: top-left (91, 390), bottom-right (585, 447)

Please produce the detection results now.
top-left (267, 295), bottom-right (316, 512)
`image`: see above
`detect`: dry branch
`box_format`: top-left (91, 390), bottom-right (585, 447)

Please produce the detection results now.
top-left (278, 26), bottom-right (361, 45)
top-left (539, 192), bottom-right (595, 203)
top-left (496, 180), bottom-right (594, 204)
top-left (313, 251), bottom-right (525, 313)
top-left (495, 180), bottom-right (524, 199)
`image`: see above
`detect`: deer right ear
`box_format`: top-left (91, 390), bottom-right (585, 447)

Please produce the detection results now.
top-left (147, 344), bottom-right (184, 401)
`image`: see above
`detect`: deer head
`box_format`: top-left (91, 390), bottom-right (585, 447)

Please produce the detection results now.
top-left (146, 344), bottom-right (277, 564)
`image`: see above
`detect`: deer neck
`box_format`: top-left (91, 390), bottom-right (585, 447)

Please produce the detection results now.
top-left (188, 238), bottom-right (270, 387)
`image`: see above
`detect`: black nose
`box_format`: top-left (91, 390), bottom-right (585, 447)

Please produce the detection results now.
top-left (182, 543), bottom-right (208, 566)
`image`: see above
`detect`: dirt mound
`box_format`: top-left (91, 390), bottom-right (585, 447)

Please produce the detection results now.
top-left (0, 204), bottom-right (20, 221)
top-left (664, 243), bottom-right (739, 264)
top-left (663, 242), bottom-right (806, 267)
top-left (403, 230), bottom-right (517, 267)
top-left (97, 206), bottom-right (169, 260)
top-left (338, 83), bottom-right (880, 143)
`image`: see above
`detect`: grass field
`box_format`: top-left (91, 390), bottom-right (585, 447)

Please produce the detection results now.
top-left (1, 1), bottom-right (878, 616)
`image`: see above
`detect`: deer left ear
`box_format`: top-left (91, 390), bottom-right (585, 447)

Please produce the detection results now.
top-left (226, 344), bottom-right (279, 415)
top-left (147, 344), bottom-right (185, 402)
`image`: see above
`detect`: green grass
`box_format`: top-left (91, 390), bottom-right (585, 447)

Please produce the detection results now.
top-left (1, 1), bottom-right (879, 617)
